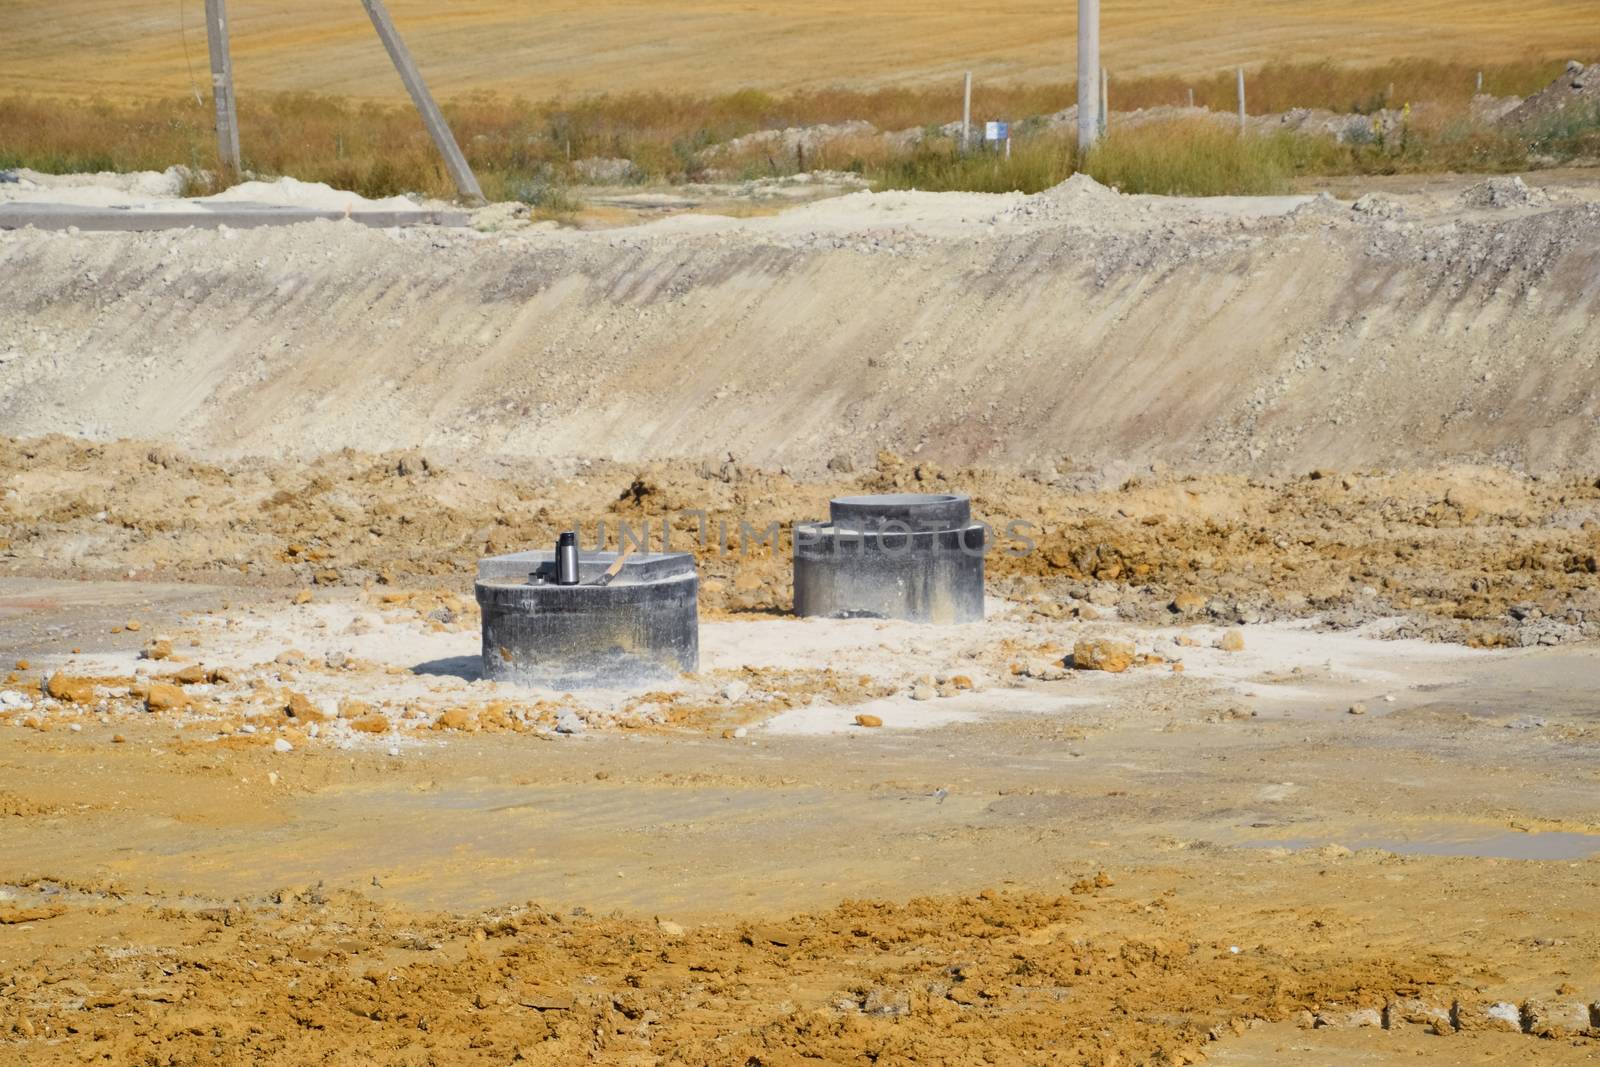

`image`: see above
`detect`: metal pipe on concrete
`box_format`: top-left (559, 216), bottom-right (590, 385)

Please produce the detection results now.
top-left (476, 546), bottom-right (698, 689)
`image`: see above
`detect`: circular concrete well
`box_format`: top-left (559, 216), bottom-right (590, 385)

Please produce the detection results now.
top-left (793, 493), bottom-right (985, 624)
top-left (475, 548), bottom-right (698, 689)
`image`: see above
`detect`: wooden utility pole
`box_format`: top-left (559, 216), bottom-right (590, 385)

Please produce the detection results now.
top-left (1236, 66), bottom-right (1247, 133)
top-left (961, 71), bottom-right (973, 153)
top-left (203, 0), bottom-right (242, 177)
top-left (1077, 0), bottom-right (1100, 152)
top-left (360, 0), bottom-right (485, 203)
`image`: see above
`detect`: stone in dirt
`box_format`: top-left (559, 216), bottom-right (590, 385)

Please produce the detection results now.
top-left (142, 639), bottom-right (172, 661)
top-left (1171, 592), bottom-right (1206, 616)
top-left (45, 674), bottom-right (95, 704)
top-left (910, 684), bottom-right (935, 701)
top-left (1070, 870), bottom-right (1115, 893)
top-left (1217, 629), bottom-right (1246, 652)
top-left (478, 703), bottom-right (515, 731)
top-left (284, 692), bottom-right (327, 722)
top-left (172, 664), bottom-right (206, 685)
top-left (1348, 703), bottom-right (1367, 716)
top-left (1072, 638), bottom-right (1135, 673)
top-left (1453, 1000), bottom-right (1524, 1032)
top-left (350, 714), bottom-right (390, 735)
top-left (1313, 1007), bottom-right (1383, 1029)
top-left (338, 699), bottom-right (373, 719)
top-left (1384, 998), bottom-right (1452, 1029)
top-left (854, 713), bottom-right (883, 728)
top-left (144, 682), bottom-right (186, 713)
top-left (1522, 999), bottom-right (1591, 1038)
top-left (435, 707), bottom-right (476, 731)
top-left (862, 987), bottom-right (911, 1016)
top-left (554, 711), bottom-right (585, 735)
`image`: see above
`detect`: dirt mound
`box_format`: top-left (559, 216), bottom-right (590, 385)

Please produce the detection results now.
top-left (1, 875), bottom-right (1469, 1066)
top-left (1500, 59), bottom-right (1600, 128)
top-left (1461, 175), bottom-right (1550, 209)
top-left (3, 439), bottom-right (1596, 646)
top-left (1033, 171), bottom-right (1124, 208)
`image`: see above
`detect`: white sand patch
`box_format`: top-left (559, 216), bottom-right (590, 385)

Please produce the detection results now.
top-left (1, 169), bottom-right (439, 213)
top-left (761, 689), bottom-right (1095, 736)
top-left (1161, 619), bottom-right (1488, 705)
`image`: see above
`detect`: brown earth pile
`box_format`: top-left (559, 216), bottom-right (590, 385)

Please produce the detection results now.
top-left (0, 878), bottom-right (1461, 1067)
top-left (2, 437), bottom-right (1596, 647)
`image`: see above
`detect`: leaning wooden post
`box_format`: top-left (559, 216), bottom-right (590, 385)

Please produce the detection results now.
top-left (360, 0), bottom-right (485, 203)
top-left (1236, 66), bottom-right (1247, 133)
top-left (203, 0), bottom-right (242, 177)
top-left (1077, 0), bottom-right (1100, 152)
top-left (962, 71), bottom-right (973, 154)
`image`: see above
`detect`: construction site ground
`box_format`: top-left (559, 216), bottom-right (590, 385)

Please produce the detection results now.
top-left (2, 169), bottom-right (1600, 1064)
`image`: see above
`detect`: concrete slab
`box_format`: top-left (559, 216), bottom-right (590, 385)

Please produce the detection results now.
top-left (0, 201), bottom-right (470, 231)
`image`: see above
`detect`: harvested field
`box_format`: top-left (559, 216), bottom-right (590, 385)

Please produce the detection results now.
top-left (2, 0), bottom-right (1597, 100)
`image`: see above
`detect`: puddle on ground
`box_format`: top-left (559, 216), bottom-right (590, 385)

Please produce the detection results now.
top-left (1246, 830), bottom-right (1600, 861)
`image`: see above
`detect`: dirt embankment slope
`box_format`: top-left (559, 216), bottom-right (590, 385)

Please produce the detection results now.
top-left (2, 180), bottom-right (1598, 475)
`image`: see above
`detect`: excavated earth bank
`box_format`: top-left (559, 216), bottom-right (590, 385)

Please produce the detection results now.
top-left (2, 176), bottom-right (1599, 475)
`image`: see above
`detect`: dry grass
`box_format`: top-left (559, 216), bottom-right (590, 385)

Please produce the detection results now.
top-left (1, 57), bottom-right (1594, 202)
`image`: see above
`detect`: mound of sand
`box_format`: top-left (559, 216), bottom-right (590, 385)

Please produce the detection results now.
top-left (1460, 175), bottom-right (1549, 209)
top-left (0, 169), bottom-right (427, 212)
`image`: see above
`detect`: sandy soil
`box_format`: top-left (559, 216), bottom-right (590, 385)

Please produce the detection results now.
top-left (3, 163), bottom-right (1599, 1062)
top-left (2, 441), bottom-right (1599, 1063)
top-left (0, 170), bottom-right (436, 213)
top-left (3, 0), bottom-right (1597, 100)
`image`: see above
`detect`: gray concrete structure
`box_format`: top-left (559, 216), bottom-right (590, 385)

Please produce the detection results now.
top-left (793, 493), bottom-right (985, 624)
top-left (475, 547), bottom-right (698, 690)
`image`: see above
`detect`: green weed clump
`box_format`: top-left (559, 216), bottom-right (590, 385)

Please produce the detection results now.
top-left (1081, 123), bottom-right (1301, 196)
top-left (864, 137), bottom-right (1075, 195)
